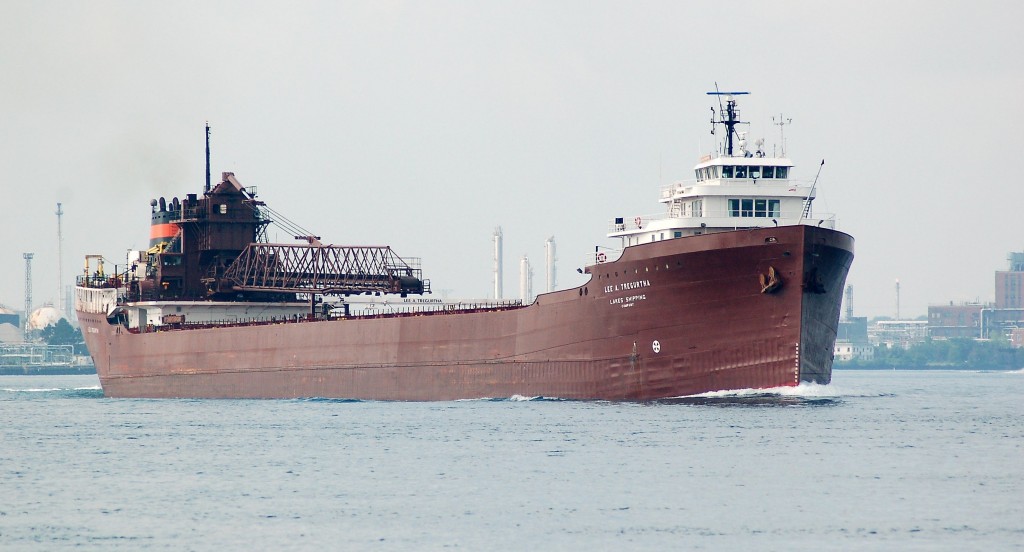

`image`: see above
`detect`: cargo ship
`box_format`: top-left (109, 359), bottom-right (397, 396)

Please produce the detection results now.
top-left (76, 92), bottom-right (853, 400)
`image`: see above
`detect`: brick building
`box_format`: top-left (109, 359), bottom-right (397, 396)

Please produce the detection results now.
top-left (928, 303), bottom-right (983, 339)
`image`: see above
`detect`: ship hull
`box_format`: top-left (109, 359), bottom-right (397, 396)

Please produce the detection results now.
top-left (77, 225), bottom-right (853, 400)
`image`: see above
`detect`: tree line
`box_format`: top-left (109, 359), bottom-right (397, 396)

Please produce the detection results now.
top-left (839, 337), bottom-right (1024, 370)
top-left (40, 319), bottom-right (88, 355)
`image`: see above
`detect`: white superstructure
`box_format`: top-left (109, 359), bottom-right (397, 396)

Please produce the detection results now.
top-left (606, 92), bottom-right (834, 251)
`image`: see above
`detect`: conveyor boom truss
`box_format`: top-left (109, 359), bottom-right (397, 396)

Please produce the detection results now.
top-left (222, 243), bottom-right (427, 295)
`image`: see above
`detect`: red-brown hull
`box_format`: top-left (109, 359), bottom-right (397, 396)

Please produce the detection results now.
top-left (78, 225), bottom-right (853, 400)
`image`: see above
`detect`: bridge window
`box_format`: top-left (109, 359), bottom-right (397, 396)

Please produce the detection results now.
top-left (776, 167), bottom-right (789, 179)
top-left (763, 167), bottom-right (775, 178)
top-left (729, 198), bottom-right (781, 218)
top-left (722, 166), bottom-right (734, 178)
top-left (735, 166), bottom-right (748, 178)
top-left (750, 166), bottom-right (761, 179)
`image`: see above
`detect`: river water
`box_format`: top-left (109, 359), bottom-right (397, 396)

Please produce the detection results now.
top-left (1, 370), bottom-right (1021, 550)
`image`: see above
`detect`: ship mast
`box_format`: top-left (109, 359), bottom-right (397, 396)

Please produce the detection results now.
top-left (707, 90), bottom-right (749, 156)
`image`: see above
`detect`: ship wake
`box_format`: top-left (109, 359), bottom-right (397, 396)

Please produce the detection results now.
top-left (662, 382), bottom-right (843, 407)
top-left (1, 385), bottom-right (103, 399)
top-left (456, 395), bottom-right (564, 402)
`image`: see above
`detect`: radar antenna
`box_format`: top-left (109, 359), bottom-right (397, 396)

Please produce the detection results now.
top-left (773, 114), bottom-right (792, 157)
top-left (707, 84), bottom-right (750, 156)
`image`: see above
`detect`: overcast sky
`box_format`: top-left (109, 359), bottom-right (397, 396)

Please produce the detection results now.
top-left (2, 1), bottom-right (1022, 319)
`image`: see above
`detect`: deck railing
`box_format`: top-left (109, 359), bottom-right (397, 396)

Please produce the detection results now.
top-left (608, 210), bottom-right (837, 234)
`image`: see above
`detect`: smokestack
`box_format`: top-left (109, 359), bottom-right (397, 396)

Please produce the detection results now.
top-left (520, 255), bottom-right (533, 303)
top-left (23, 252), bottom-right (34, 340)
top-left (205, 122), bottom-right (211, 193)
top-left (844, 284), bottom-right (853, 321)
top-left (56, 202), bottom-right (64, 317)
top-left (493, 227), bottom-right (503, 300)
top-left (545, 236), bottom-right (556, 293)
top-left (895, 279), bottom-right (901, 320)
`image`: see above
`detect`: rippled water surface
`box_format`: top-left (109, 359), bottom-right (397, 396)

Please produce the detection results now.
top-left (1, 370), bottom-right (1022, 550)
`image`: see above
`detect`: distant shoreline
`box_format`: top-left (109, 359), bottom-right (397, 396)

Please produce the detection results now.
top-left (835, 364), bottom-right (1022, 371)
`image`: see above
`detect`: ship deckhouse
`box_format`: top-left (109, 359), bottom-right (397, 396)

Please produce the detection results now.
top-left (609, 92), bottom-right (832, 248)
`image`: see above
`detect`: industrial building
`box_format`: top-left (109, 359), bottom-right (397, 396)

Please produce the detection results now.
top-left (926, 251), bottom-right (1024, 343)
top-left (834, 316), bottom-right (874, 361)
top-left (833, 287), bottom-right (875, 361)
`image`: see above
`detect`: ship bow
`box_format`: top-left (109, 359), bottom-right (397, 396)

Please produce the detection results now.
top-left (799, 227), bottom-right (854, 384)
